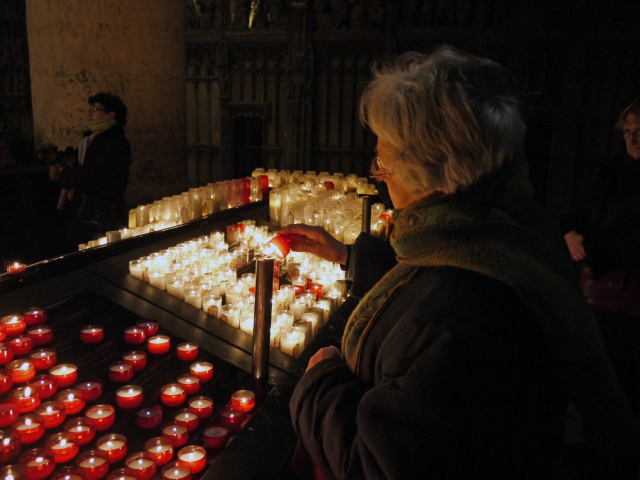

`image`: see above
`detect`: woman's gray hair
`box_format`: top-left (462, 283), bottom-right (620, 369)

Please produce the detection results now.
top-left (616, 97), bottom-right (640, 129)
top-left (360, 46), bottom-right (525, 195)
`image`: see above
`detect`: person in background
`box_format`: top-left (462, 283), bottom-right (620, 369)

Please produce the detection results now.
top-left (281, 47), bottom-right (639, 479)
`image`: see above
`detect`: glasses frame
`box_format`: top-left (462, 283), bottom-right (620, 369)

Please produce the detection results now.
top-left (369, 156), bottom-right (393, 182)
top-left (89, 106), bottom-right (106, 113)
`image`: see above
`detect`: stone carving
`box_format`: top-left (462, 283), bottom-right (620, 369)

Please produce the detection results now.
top-left (230, 0), bottom-right (251, 30)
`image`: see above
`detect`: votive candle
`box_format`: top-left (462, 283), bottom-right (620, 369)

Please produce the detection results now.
top-left (26, 327), bottom-right (53, 346)
top-left (136, 321), bottom-right (158, 336)
top-left (34, 401), bottom-right (66, 429)
top-left (115, 385), bottom-right (143, 409)
top-left (63, 417), bottom-right (95, 445)
top-left (231, 390), bottom-right (256, 412)
top-left (0, 343), bottom-right (15, 365)
top-left (55, 389), bottom-right (85, 415)
top-left (45, 432), bottom-right (79, 463)
top-left (218, 405), bottom-right (244, 434)
top-left (135, 405), bottom-right (163, 429)
top-left (187, 396), bottom-right (213, 419)
top-left (203, 425), bottom-right (229, 449)
top-left (172, 409), bottom-right (199, 432)
top-left (177, 445), bottom-right (206, 474)
top-left (27, 375), bottom-right (57, 399)
top-left (23, 309), bottom-right (47, 326)
top-left (176, 343), bottom-right (198, 361)
top-left (122, 351), bottom-right (147, 371)
top-left (176, 374), bottom-right (200, 395)
top-left (74, 380), bottom-right (103, 402)
top-left (124, 452), bottom-right (156, 480)
top-left (97, 433), bottom-right (128, 463)
top-left (0, 315), bottom-right (26, 335)
top-left (144, 437), bottom-right (174, 466)
top-left (85, 405), bottom-right (116, 431)
top-left (148, 335), bottom-right (170, 354)
top-left (7, 360), bottom-right (36, 383)
top-left (0, 430), bottom-right (20, 462)
top-left (75, 450), bottom-right (109, 480)
top-left (29, 349), bottom-right (57, 371)
top-left (105, 469), bottom-right (136, 480)
top-left (161, 384), bottom-right (186, 407)
top-left (123, 327), bottom-right (146, 345)
top-left (49, 365), bottom-right (78, 388)
top-left (52, 467), bottom-right (86, 480)
top-left (8, 336), bottom-right (34, 356)
top-left (19, 448), bottom-right (55, 480)
top-left (108, 363), bottom-right (134, 383)
top-left (11, 414), bottom-right (45, 444)
top-left (161, 461), bottom-right (192, 480)
top-left (8, 386), bottom-right (41, 413)
top-left (0, 368), bottom-right (12, 394)
top-left (161, 423), bottom-right (189, 447)
top-left (189, 362), bottom-right (213, 382)
top-left (0, 401), bottom-right (19, 427)
top-left (79, 326), bottom-right (104, 344)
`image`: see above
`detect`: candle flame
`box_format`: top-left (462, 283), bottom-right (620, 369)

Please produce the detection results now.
top-left (21, 362), bottom-right (30, 370)
top-left (155, 446), bottom-right (162, 452)
top-left (61, 366), bottom-right (67, 374)
top-left (3, 438), bottom-right (10, 445)
top-left (36, 457), bottom-right (43, 462)
top-left (128, 388), bottom-right (134, 395)
top-left (68, 394), bottom-right (74, 401)
top-left (97, 410), bottom-right (103, 416)
top-left (24, 387), bottom-right (31, 396)
top-left (46, 406), bottom-right (52, 414)
top-left (107, 441), bottom-right (113, 447)
top-left (189, 453), bottom-right (195, 461)
top-left (60, 439), bottom-right (66, 447)
top-left (25, 419), bottom-right (31, 426)
top-left (89, 458), bottom-right (95, 465)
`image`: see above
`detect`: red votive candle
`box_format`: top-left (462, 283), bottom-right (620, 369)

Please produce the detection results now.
top-left (7, 360), bottom-right (36, 384)
top-left (136, 321), bottom-right (158, 336)
top-left (63, 417), bottom-right (95, 445)
top-left (0, 368), bottom-right (13, 394)
top-left (135, 405), bottom-right (163, 429)
top-left (161, 461), bottom-right (192, 480)
top-left (176, 343), bottom-right (198, 361)
top-left (105, 469), bottom-right (136, 480)
top-left (52, 467), bottom-right (86, 480)
top-left (123, 327), bottom-right (146, 345)
top-left (161, 384), bottom-right (186, 407)
top-left (55, 389), bottom-right (85, 415)
top-left (45, 432), bottom-right (79, 463)
top-left (0, 402), bottom-right (19, 427)
top-left (108, 363), bottom-right (134, 383)
top-left (115, 385), bottom-right (143, 409)
top-left (264, 235), bottom-right (291, 259)
top-left (11, 413), bottom-right (45, 444)
top-left (147, 335), bottom-right (170, 354)
top-left (8, 336), bottom-right (34, 356)
top-left (203, 425), bottom-right (229, 449)
top-left (218, 405), bottom-right (244, 434)
top-left (231, 390), bottom-right (256, 412)
top-left (27, 375), bottom-right (57, 399)
top-left (177, 445), bottom-right (206, 474)
top-left (189, 362), bottom-right (213, 382)
top-left (79, 326), bottom-right (104, 344)
top-left (0, 430), bottom-right (20, 462)
top-left (34, 401), bottom-right (66, 429)
top-left (161, 423), bottom-right (189, 447)
top-left (176, 374), bottom-right (200, 395)
top-left (0, 343), bottom-right (14, 365)
top-left (144, 437), bottom-right (174, 466)
top-left (23, 309), bottom-right (47, 326)
top-left (188, 396), bottom-right (213, 419)
top-left (0, 324), bottom-right (5, 343)
top-left (48, 364), bottom-right (78, 388)
top-left (122, 351), bottom-right (147, 371)
top-left (19, 448), bottom-right (55, 480)
top-left (0, 315), bottom-right (26, 335)
top-left (29, 349), bottom-right (57, 371)
top-left (74, 380), bottom-right (103, 402)
top-left (97, 433), bottom-right (128, 463)
top-left (75, 450), bottom-right (109, 480)
top-left (9, 386), bottom-right (41, 413)
top-left (25, 327), bottom-right (53, 346)
top-left (85, 405), bottom-right (116, 431)
top-left (172, 409), bottom-right (199, 432)
top-left (124, 452), bottom-right (156, 480)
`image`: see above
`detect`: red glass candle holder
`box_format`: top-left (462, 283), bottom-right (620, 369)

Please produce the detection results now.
top-left (0, 430), bottom-right (21, 462)
top-left (55, 389), bottom-right (85, 415)
top-left (0, 315), bottom-right (26, 335)
top-left (0, 324), bottom-right (6, 343)
top-left (189, 362), bottom-right (213, 382)
top-left (160, 384), bottom-right (186, 407)
top-left (187, 396), bottom-right (213, 419)
top-left (218, 405), bottom-right (245, 434)
top-left (136, 320), bottom-right (158, 336)
top-left (135, 405), bottom-right (163, 429)
top-left (75, 449), bottom-right (109, 480)
top-left (0, 402), bottom-right (19, 428)
top-left (176, 374), bottom-right (200, 395)
top-left (45, 432), bottom-right (79, 463)
top-left (121, 351), bottom-right (147, 371)
top-left (107, 363), bottom-right (134, 383)
top-left (147, 335), bottom-right (170, 354)
top-left (63, 417), bottom-right (95, 446)
top-left (175, 343), bottom-right (198, 361)
top-left (308, 283), bottom-right (324, 301)
top-left (48, 364), bottom-right (78, 388)
top-left (23, 309), bottom-right (47, 327)
top-left (11, 413), bottom-right (45, 444)
top-left (8, 386), bottom-right (41, 413)
top-left (231, 390), bottom-right (256, 412)
top-left (8, 336), bottom-right (34, 356)
top-left (203, 425), bottom-right (229, 449)
top-left (74, 380), bottom-right (103, 402)
top-left (123, 327), bottom-right (146, 345)
top-left (172, 409), bottom-right (199, 432)
top-left (27, 375), bottom-right (57, 399)
top-left (176, 445), bottom-right (206, 474)
top-left (0, 343), bottom-right (14, 366)
top-left (79, 326), bottom-right (104, 344)
top-left (161, 461), bottom-right (192, 480)
top-left (144, 437), bottom-right (174, 466)
top-left (34, 401), bottom-right (66, 429)
top-left (161, 423), bottom-right (189, 447)
top-left (124, 452), bottom-right (156, 480)
top-left (7, 360), bottom-right (36, 384)
top-left (264, 235), bottom-right (291, 259)
top-left (19, 448), bottom-right (55, 480)
top-left (85, 405), bottom-right (116, 431)
top-left (115, 385), bottom-right (143, 409)
top-left (0, 368), bottom-right (13, 394)
top-left (106, 469), bottom-right (136, 480)
top-left (25, 327), bottom-right (53, 346)
top-left (29, 349), bottom-right (57, 371)
top-left (96, 433), bottom-right (128, 463)
top-left (52, 467), bottom-right (86, 480)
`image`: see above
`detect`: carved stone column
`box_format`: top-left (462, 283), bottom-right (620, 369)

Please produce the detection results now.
top-left (25, 0), bottom-right (187, 207)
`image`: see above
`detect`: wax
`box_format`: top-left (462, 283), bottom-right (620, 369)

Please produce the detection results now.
top-left (144, 437), bottom-right (174, 465)
top-left (97, 434), bottom-right (128, 463)
top-left (34, 401), bottom-right (66, 428)
top-left (49, 364), bottom-right (78, 388)
top-left (85, 404), bottom-right (116, 431)
top-left (187, 396), bottom-right (213, 419)
top-left (116, 385), bottom-right (143, 409)
top-left (177, 446), bottom-right (206, 474)
top-left (203, 425), bottom-right (229, 449)
top-left (161, 423), bottom-right (189, 447)
top-left (122, 351), bottom-right (147, 371)
top-left (63, 417), bottom-right (95, 445)
top-left (45, 433), bottom-right (79, 463)
top-left (189, 362), bottom-right (213, 381)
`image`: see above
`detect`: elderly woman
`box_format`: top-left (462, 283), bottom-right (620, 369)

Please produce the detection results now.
top-left (281, 47), bottom-right (638, 479)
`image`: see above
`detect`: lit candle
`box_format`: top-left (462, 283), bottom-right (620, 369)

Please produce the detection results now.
top-left (161, 461), bottom-right (192, 480)
top-left (148, 335), bottom-right (170, 354)
top-left (0, 315), bottom-right (26, 335)
top-left (187, 396), bottom-right (213, 419)
top-left (124, 452), bottom-right (157, 480)
top-left (45, 432), bottom-right (79, 463)
top-left (302, 312), bottom-right (321, 337)
top-left (19, 447), bottom-right (56, 479)
top-left (27, 375), bottom-right (58, 400)
top-left (51, 466), bottom-right (86, 480)
top-left (75, 450), bottom-right (109, 480)
top-left (0, 368), bottom-right (12, 394)
top-left (135, 405), bottom-right (163, 429)
top-left (63, 417), bottom-right (95, 445)
top-left (166, 280), bottom-right (184, 299)
top-left (74, 380), bottom-right (103, 402)
top-left (8, 386), bottom-right (41, 413)
top-left (55, 389), bottom-right (85, 415)
top-left (148, 271), bottom-right (166, 289)
top-left (136, 320), bottom-right (159, 336)
top-left (239, 316), bottom-right (254, 335)
top-left (203, 425), bottom-right (229, 449)
top-left (176, 343), bottom-right (198, 361)
top-left (85, 404), bottom-right (116, 431)
top-left (8, 335), bottom-right (34, 355)
top-left (6, 360), bottom-right (36, 384)
top-left (264, 235), bottom-right (291, 259)
top-left (23, 308), bottom-right (47, 326)
top-left (108, 363), bottom-right (134, 383)
top-left (161, 423), bottom-right (189, 447)
top-left (289, 299), bottom-right (307, 321)
top-left (115, 385), bottom-right (143, 409)
top-left (231, 390), bottom-right (256, 412)
top-left (161, 384), bottom-right (186, 407)
top-left (48, 364), bottom-right (78, 388)
top-left (129, 260), bottom-right (145, 280)
top-left (189, 362), bottom-right (213, 382)
top-left (177, 445), bottom-right (207, 474)
top-left (176, 374), bottom-right (200, 395)
top-left (144, 436), bottom-right (174, 466)
top-left (122, 351), bottom-right (147, 371)
top-left (123, 327), bottom-right (146, 345)
top-left (105, 469), bottom-right (136, 480)
top-left (25, 327), bottom-right (53, 346)
top-left (34, 401), bottom-right (66, 428)
top-left (7, 262), bottom-right (26, 274)
top-left (97, 433), bottom-right (128, 463)
top-left (218, 405), bottom-right (245, 434)
top-left (0, 430), bottom-right (20, 462)
top-left (172, 409), bottom-right (199, 432)
top-left (280, 331), bottom-right (301, 357)
top-left (29, 349), bottom-right (57, 371)
top-left (79, 326), bottom-right (104, 344)
top-left (0, 402), bottom-right (19, 428)
top-left (219, 305), bottom-right (240, 328)
top-left (0, 344), bottom-right (15, 366)
top-left (11, 414), bottom-right (45, 444)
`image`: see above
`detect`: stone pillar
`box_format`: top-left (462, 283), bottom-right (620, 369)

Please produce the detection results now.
top-left (26, 0), bottom-right (187, 207)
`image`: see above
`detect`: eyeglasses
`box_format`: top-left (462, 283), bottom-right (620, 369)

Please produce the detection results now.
top-left (370, 156), bottom-right (393, 182)
top-left (623, 130), bottom-right (640, 139)
top-left (89, 106), bottom-right (106, 112)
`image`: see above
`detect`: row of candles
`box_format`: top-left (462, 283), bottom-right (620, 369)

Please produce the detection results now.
top-left (0, 308), bottom-right (258, 480)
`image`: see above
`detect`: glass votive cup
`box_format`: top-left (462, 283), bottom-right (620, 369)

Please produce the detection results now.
top-left (25, 326), bottom-right (53, 346)
top-left (34, 400), bottom-right (66, 429)
top-left (188, 396), bottom-right (213, 419)
top-left (75, 449), bottom-right (109, 480)
top-left (26, 375), bottom-right (57, 400)
top-left (122, 351), bottom-right (147, 371)
top-left (161, 384), bottom-right (186, 407)
top-left (84, 404), bottom-right (116, 431)
top-left (176, 343), bottom-right (198, 361)
top-left (96, 433), bottom-right (128, 463)
top-left (123, 327), bottom-right (146, 345)
top-left (136, 320), bottom-right (159, 336)
top-left (124, 452), bottom-right (157, 480)
top-left (106, 469), bottom-right (137, 480)
top-left (29, 349), bottom-right (57, 371)
top-left (0, 315), bottom-right (26, 335)
top-left (161, 461), bottom-right (192, 480)
top-left (0, 368), bottom-right (12, 394)
top-left (0, 401), bottom-right (19, 428)
top-left (161, 422), bottom-right (189, 447)
top-left (19, 448), bottom-right (55, 479)
top-left (176, 445), bottom-right (206, 474)
top-left (23, 309), bottom-right (47, 326)
top-left (107, 363), bottom-right (134, 383)
top-left (172, 409), bottom-right (199, 432)
top-left (45, 431), bottom-right (79, 463)
top-left (231, 390), bottom-right (256, 412)
top-left (147, 335), bottom-right (171, 354)
top-left (218, 405), bottom-right (245, 434)
top-left (11, 413), bottom-right (45, 444)
top-left (79, 325), bottom-right (104, 344)
top-left (176, 374), bottom-right (200, 395)
top-left (135, 405), bottom-right (163, 429)
top-left (55, 389), bottom-right (85, 415)
top-left (0, 343), bottom-right (13, 366)
top-left (6, 360), bottom-right (36, 384)
top-left (0, 430), bottom-right (20, 462)
top-left (7, 336), bottom-right (33, 356)
top-left (63, 417), bottom-right (95, 446)
top-left (8, 386), bottom-right (41, 413)
top-left (48, 364), bottom-right (78, 388)
top-left (203, 425), bottom-right (229, 449)
top-left (74, 379), bottom-right (103, 402)
top-left (144, 436), bottom-right (174, 466)
top-left (189, 362), bottom-right (213, 382)
top-left (116, 385), bottom-right (143, 409)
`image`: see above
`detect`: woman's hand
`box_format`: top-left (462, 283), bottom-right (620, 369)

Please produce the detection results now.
top-left (564, 230), bottom-right (586, 261)
top-left (278, 224), bottom-right (349, 265)
top-left (306, 346), bottom-right (342, 372)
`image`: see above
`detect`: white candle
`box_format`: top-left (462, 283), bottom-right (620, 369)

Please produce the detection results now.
top-left (174, 412), bottom-right (197, 422)
top-left (166, 281), bottom-right (184, 299)
top-left (290, 301), bottom-right (306, 321)
top-left (99, 439), bottom-right (125, 450)
top-left (128, 458), bottom-right (154, 469)
top-left (280, 331), bottom-right (301, 357)
top-left (178, 450), bottom-right (205, 461)
top-left (149, 272), bottom-right (166, 289)
top-left (79, 457), bottom-right (107, 468)
top-left (240, 316), bottom-right (254, 335)
top-left (302, 312), bottom-right (321, 337)
top-left (184, 290), bottom-right (202, 309)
